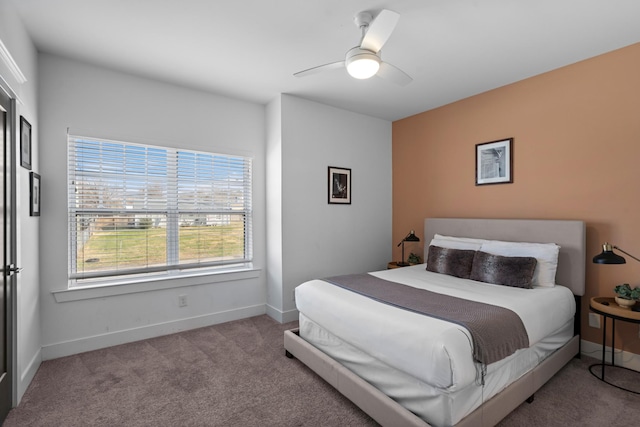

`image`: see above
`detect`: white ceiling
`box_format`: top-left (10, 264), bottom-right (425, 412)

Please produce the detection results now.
top-left (10, 0), bottom-right (640, 121)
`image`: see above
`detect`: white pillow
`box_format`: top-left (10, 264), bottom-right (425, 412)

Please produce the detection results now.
top-left (479, 240), bottom-right (560, 287)
top-left (429, 234), bottom-right (487, 251)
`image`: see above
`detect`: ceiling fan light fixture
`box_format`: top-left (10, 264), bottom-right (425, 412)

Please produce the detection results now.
top-left (345, 48), bottom-right (380, 79)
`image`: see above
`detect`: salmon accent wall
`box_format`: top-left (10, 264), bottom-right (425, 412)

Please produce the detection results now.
top-left (392, 43), bottom-right (640, 354)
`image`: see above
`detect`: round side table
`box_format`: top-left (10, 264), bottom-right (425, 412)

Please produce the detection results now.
top-left (589, 296), bottom-right (640, 394)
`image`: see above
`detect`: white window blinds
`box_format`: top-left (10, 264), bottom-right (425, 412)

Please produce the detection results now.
top-left (68, 135), bottom-right (252, 284)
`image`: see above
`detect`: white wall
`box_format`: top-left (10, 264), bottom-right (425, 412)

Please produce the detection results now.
top-left (266, 94), bottom-right (392, 322)
top-left (265, 97), bottom-right (283, 316)
top-left (0, 0), bottom-right (41, 404)
top-left (38, 54), bottom-right (267, 359)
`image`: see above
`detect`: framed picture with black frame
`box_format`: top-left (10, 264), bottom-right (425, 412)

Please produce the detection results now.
top-left (30, 172), bottom-right (41, 217)
top-left (475, 138), bottom-right (513, 185)
top-left (328, 166), bottom-right (351, 204)
top-left (20, 116), bottom-right (32, 170)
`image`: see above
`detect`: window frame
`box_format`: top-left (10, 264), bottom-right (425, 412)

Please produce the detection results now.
top-left (67, 135), bottom-right (253, 287)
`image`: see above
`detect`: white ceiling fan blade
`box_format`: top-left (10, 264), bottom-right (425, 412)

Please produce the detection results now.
top-left (377, 62), bottom-right (413, 86)
top-left (360, 9), bottom-right (399, 53)
top-left (294, 61), bottom-right (345, 78)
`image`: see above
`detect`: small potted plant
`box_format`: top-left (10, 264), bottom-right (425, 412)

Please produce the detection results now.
top-left (613, 283), bottom-right (640, 308)
top-left (407, 253), bottom-right (422, 265)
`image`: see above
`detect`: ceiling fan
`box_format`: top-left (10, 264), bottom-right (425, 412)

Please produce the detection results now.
top-left (294, 9), bottom-right (413, 86)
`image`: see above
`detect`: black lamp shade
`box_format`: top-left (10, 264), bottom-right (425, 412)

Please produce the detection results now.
top-left (593, 243), bottom-right (626, 264)
top-left (397, 230), bottom-right (421, 266)
top-left (404, 231), bottom-right (420, 242)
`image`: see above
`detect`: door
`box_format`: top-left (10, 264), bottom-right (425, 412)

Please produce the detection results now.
top-left (0, 87), bottom-right (16, 421)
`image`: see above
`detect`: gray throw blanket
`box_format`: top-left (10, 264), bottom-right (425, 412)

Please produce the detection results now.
top-left (323, 274), bottom-right (530, 367)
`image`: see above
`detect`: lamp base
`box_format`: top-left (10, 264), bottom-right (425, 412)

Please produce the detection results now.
top-left (396, 262), bottom-right (411, 267)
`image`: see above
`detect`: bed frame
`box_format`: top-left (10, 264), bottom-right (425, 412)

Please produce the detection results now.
top-left (284, 218), bottom-right (586, 427)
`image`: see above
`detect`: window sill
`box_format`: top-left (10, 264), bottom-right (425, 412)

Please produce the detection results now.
top-left (52, 266), bottom-right (261, 303)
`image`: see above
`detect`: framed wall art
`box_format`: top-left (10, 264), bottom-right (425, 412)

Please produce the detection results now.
top-left (328, 166), bottom-right (351, 204)
top-left (20, 116), bottom-right (32, 170)
top-left (475, 138), bottom-right (513, 185)
top-left (30, 172), bottom-right (41, 216)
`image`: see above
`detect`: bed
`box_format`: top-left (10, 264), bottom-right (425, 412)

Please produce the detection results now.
top-left (284, 218), bottom-right (585, 427)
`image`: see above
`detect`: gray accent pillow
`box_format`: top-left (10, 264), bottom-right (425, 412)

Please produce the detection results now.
top-left (426, 245), bottom-right (476, 279)
top-left (470, 251), bottom-right (537, 289)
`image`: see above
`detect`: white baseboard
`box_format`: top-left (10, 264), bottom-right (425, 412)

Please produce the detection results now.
top-left (17, 347), bottom-right (42, 404)
top-left (265, 304), bottom-right (299, 323)
top-left (41, 304), bottom-right (266, 360)
top-left (581, 339), bottom-right (640, 371)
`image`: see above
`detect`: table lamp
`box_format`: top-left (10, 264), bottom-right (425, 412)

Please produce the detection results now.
top-left (593, 242), bottom-right (640, 312)
top-left (592, 242), bottom-right (640, 264)
top-left (397, 230), bottom-right (420, 266)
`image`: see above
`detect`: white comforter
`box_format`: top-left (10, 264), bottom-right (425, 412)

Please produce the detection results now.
top-left (295, 264), bottom-right (575, 390)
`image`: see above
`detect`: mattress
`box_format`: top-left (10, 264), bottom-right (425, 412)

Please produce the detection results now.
top-left (299, 313), bottom-right (574, 427)
top-left (295, 264), bottom-right (576, 425)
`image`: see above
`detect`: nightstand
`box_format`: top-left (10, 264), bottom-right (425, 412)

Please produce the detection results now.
top-left (589, 296), bottom-right (640, 394)
top-left (387, 262), bottom-right (409, 269)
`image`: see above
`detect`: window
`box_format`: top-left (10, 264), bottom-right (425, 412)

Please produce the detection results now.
top-left (68, 135), bottom-right (252, 286)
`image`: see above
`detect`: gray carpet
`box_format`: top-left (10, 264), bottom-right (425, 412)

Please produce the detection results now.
top-left (4, 315), bottom-right (640, 426)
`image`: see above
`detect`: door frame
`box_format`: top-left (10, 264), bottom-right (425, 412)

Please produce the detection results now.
top-left (0, 82), bottom-right (18, 413)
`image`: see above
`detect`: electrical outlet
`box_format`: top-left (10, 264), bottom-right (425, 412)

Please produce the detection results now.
top-left (588, 313), bottom-right (600, 329)
top-left (178, 295), bottom-right (188, 307)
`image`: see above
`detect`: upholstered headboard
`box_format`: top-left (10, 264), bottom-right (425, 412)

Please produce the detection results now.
top-left (424, 218), bottom-right (586, 296)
